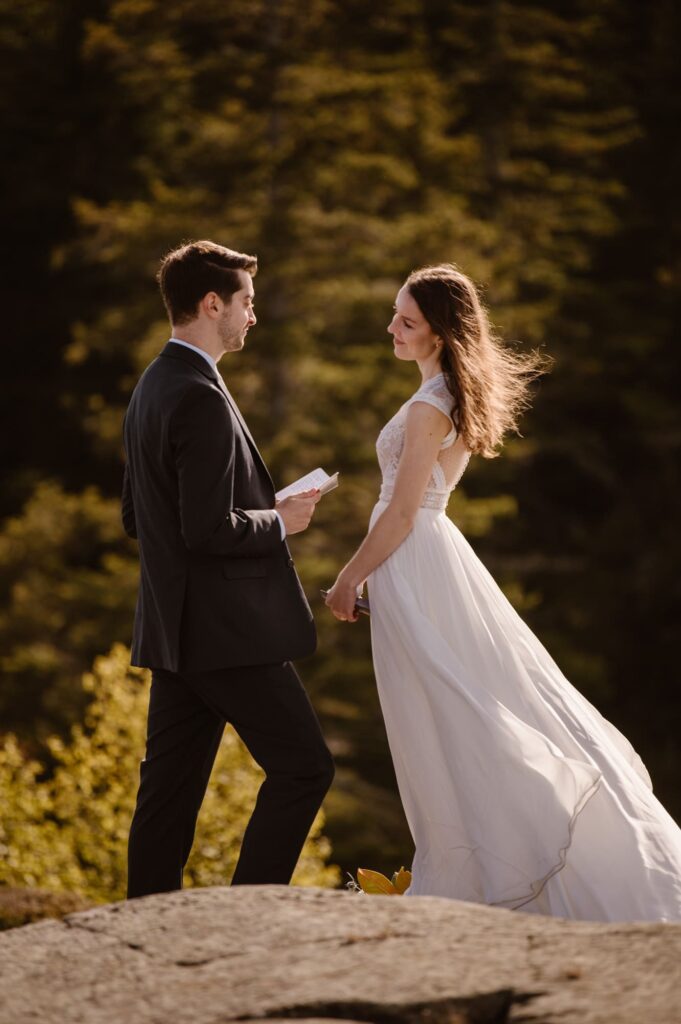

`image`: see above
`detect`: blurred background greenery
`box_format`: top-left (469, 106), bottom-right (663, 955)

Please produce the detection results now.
top-left (1, 0), bottom-right (679, 897)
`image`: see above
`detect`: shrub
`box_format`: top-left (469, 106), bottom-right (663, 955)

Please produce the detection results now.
top-left (0, 644), bottom-right (339, 901)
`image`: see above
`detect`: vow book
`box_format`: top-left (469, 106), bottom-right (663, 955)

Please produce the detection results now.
top-left (275, 468), bottom-right (339, 502)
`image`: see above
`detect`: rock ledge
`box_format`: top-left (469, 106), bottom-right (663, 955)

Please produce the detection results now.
top-left (1, 885), bottom-right (679, 1023)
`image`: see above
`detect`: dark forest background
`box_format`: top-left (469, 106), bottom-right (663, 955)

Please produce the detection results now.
top-left (1, 0), bottom-right (680, 882)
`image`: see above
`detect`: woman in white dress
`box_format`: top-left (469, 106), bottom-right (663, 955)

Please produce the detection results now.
top-left (325, 263), bottom-right (681, 922)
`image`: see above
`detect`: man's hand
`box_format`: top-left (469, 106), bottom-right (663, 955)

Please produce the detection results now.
top-left (276, 488), bottom-right (321, 536)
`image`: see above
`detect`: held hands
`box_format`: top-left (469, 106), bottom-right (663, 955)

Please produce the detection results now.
top-left (325, 571), bottom-right (364, 623)
top-left (276, 488), bottom-right (321, 536)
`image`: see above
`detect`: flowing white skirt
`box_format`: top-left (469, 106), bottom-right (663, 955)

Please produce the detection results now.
top-left (367, 500), bottom-right (681, 921)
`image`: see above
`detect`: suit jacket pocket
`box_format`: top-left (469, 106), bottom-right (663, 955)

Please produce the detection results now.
top-left (221, 557), bottom-right (268, 580)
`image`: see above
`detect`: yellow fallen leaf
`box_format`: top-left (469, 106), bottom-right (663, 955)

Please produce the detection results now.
top-left (391, 867), bottom-right (412, 894)
top-left (357, 868), bottom-right (397, 895)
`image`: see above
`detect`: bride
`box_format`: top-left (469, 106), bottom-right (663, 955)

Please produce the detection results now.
top-left (324, 263), bottom-right (681, 922)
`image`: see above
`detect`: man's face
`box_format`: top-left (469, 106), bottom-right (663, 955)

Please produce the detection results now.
top-left (218, 271), bottom-right (256, 351)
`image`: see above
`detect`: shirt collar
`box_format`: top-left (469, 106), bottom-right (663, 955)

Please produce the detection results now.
top-left (168, 338), bottom-right (218, 376)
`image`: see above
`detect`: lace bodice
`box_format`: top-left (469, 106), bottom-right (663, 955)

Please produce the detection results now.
top-left (376, 373), bottom-right (471, 511)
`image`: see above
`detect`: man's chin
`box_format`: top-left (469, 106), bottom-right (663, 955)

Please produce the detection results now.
top-left (223, 336), bottom-right (246, 353)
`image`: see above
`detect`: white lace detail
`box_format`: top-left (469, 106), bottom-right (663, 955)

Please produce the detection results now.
top-left (376, 373), bottom-right (471, 511)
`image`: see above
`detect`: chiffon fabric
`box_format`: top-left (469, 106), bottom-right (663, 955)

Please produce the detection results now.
top-left (367, 373), bottom-right (681, 921)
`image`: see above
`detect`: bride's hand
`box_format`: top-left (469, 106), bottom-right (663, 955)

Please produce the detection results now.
top-left (325, 572), bottom-right (360, 623)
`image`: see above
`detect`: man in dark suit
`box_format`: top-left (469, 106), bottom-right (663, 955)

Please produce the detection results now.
top-left (122, 240), bottom-right (334, 898)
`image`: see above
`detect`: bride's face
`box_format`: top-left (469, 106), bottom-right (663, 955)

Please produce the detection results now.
top-left (388, 287), bottom-right (441, 363)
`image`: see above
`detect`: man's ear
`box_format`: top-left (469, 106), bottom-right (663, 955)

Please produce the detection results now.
top-left (201, 291), bottom-right (224, 320)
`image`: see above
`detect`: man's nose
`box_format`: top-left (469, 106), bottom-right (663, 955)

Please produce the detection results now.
top-left (249, 311), bottom-right (257, 326)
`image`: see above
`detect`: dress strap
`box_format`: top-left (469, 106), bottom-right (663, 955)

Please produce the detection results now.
top-left (410, 384), bottom-right (457, 449)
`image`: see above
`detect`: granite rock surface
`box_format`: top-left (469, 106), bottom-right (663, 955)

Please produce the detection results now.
top-left (1, 885), bottom-right (679, 1024)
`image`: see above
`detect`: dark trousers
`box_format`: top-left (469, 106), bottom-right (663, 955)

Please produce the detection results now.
top-left (127, 661), bottom-right (334, 899)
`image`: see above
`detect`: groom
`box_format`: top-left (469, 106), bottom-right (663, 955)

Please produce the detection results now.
top-left (122, 240), bottom-right (334, 898)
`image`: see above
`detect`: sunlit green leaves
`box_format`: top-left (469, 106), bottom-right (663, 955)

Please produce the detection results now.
top-left (0, 644), bottom-right (339, 900)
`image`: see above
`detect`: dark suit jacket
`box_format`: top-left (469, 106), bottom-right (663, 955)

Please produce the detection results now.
top-left (121, 342), bottom-right (316, 672)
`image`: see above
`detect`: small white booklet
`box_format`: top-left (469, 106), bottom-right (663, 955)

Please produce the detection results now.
top-left (275, 468), bottom-right (339, 502)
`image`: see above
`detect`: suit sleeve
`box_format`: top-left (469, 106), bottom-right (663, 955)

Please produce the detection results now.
top-left (171, 385), bottom-right (282, 557)
top-left (121, 462), bottom-right (137, 539)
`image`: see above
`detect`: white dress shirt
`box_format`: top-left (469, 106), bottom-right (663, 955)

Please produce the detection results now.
top-left (168, 337), bottom-right (218, 373)
top-left (167, 339), bottom-right (286, 540)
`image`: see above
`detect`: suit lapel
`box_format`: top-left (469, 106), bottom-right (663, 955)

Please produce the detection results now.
top-left (214, 378), bottom-right (275, 495)
top-left (215, 378), bottom-right (257, 451)
top-left (160, 342), bottom-right (275, 495)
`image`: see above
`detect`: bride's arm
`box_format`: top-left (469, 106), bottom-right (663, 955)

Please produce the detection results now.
top-left (325, 401), bottom-right (451, 621)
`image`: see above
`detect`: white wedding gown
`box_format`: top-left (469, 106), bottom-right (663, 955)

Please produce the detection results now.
top-left (367, 372), bottom-right (681, 921)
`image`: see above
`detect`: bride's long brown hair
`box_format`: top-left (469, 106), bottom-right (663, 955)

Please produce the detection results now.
top-left (406, 264), bottom-right (550, 457)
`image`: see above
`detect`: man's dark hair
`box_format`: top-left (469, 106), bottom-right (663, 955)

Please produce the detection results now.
top-left (157, 240), bottom-right (258, 325)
